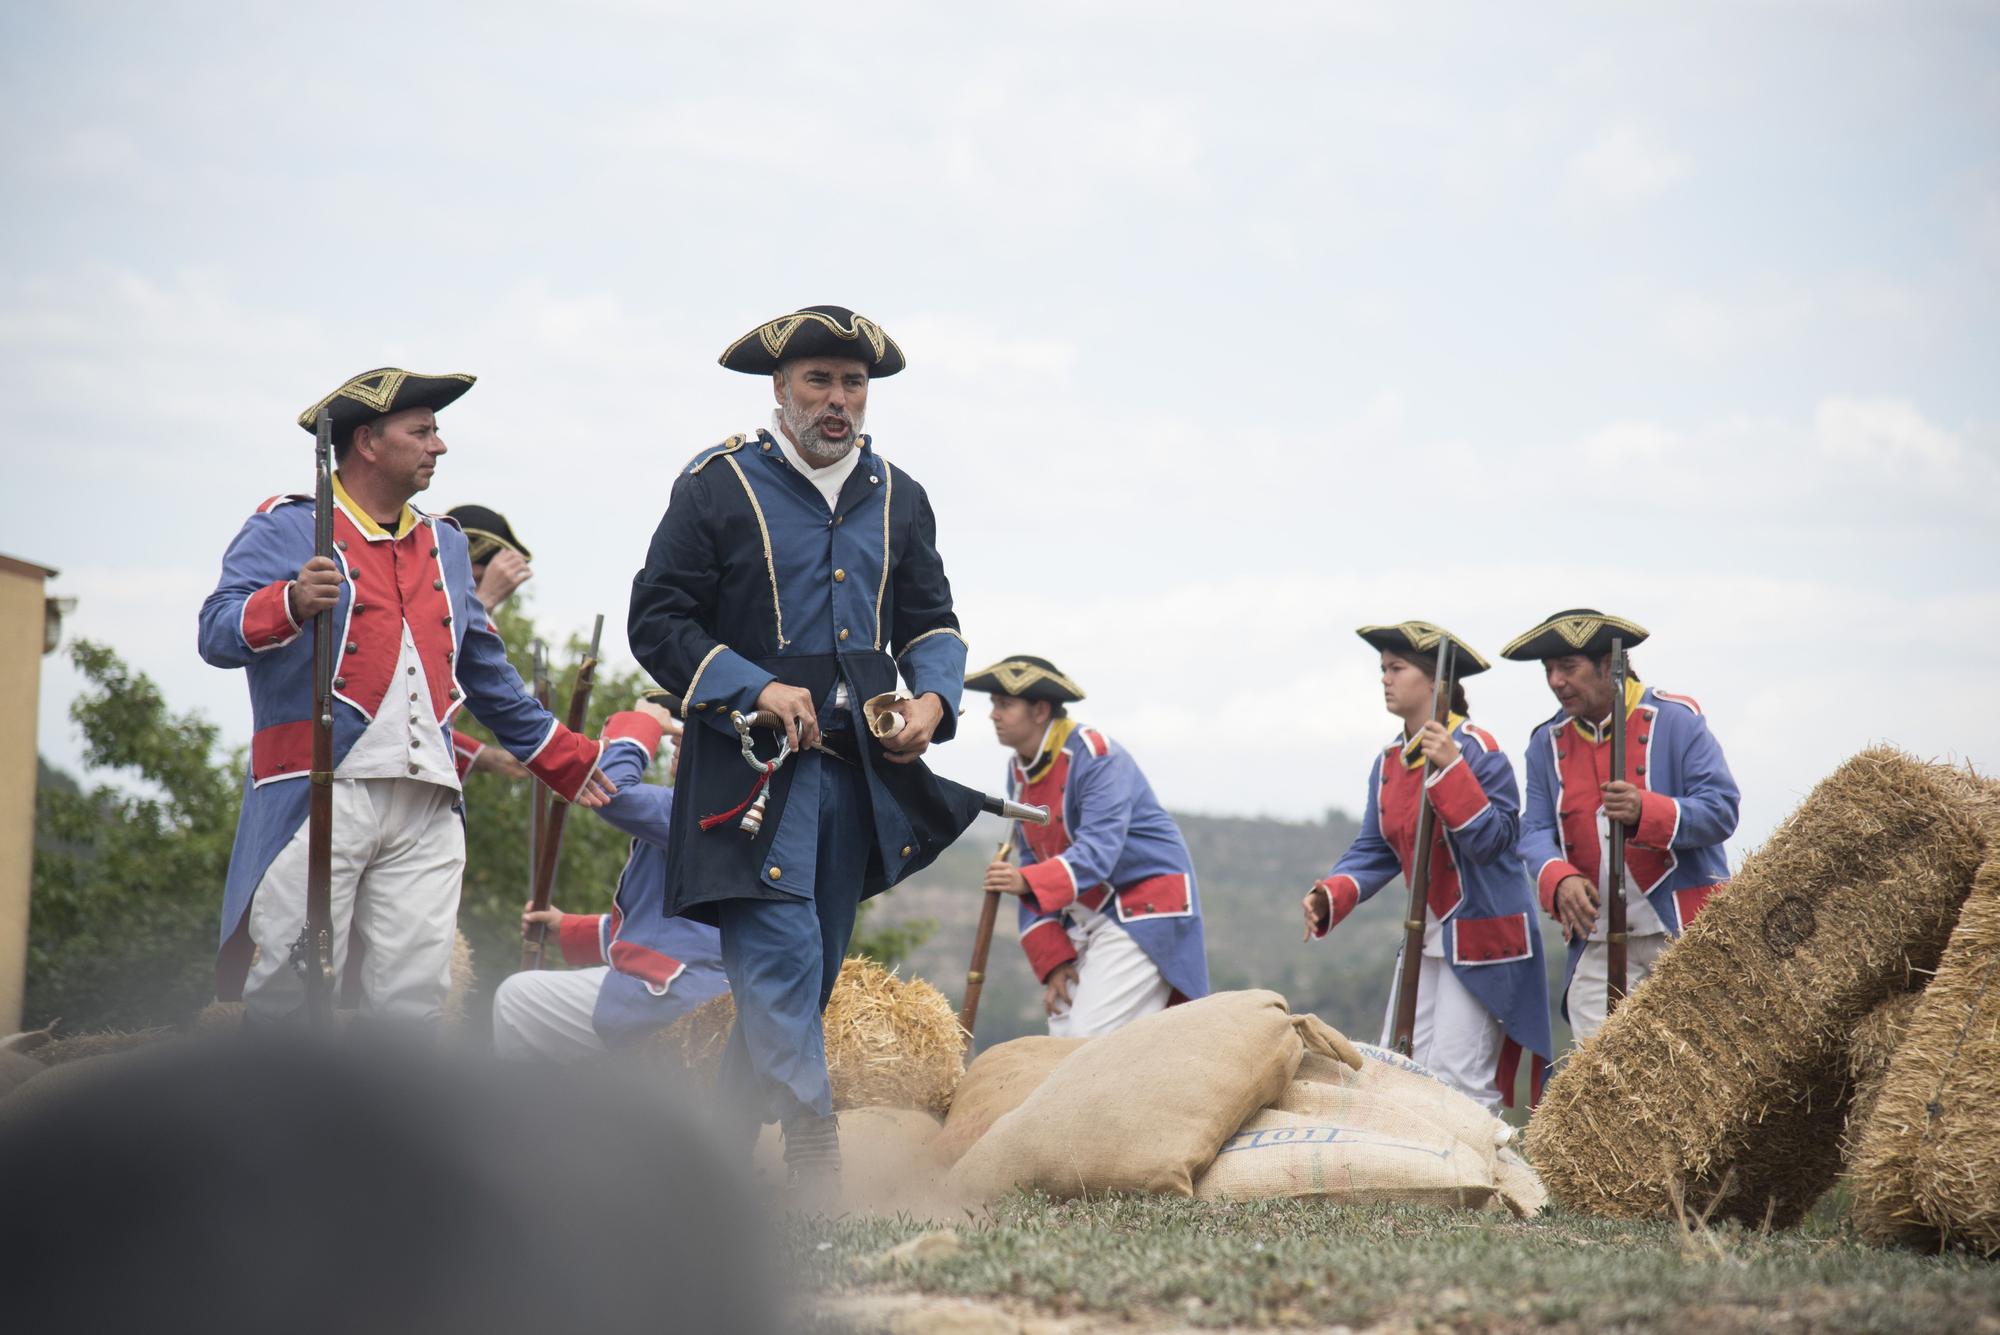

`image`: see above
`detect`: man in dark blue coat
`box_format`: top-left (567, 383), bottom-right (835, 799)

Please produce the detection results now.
top-left (628, 306), bottom-right (971, 1193)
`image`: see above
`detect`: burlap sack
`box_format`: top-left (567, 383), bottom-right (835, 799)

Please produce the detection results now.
top-left (1194, 1107), bottom-right (1495, 1209)
top-left (1288, 1044), bottom-right (1513, 1157)
top-left (933, 1036), bottom-right (1089, 1165)
top-left (948, 991), bottom-right (1307, 1201)
top-left (0, 1047), bottom-right (43, 1101)
top-left (1493, 1146), bottom-right (1550, 1218)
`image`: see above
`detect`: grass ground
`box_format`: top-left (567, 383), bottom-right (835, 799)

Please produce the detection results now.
top-left (793, 1193), bottom-right (2000, 1333)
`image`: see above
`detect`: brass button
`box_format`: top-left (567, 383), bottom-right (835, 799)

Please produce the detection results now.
top-left (352, 602), bottom-right (365, 613)
top-left (768, 867), bottom-right (782, 880)
top-left (1636, 765), bottom-right (1647, 776)
top-left (267, 634), bottom-right (280, 644)
top-left (834, 569), bottom-right (846, 582)
top-left (868, 475), bottom-right (879, 485)
top-left (335, 539), bottom-right (347, 551)
top-left (430, 546), bottom-right (440, 556)
top-left (444, 649), bottom-right (454, 661)
top-left (838, 628), bottom-right (849, 642)
top-left (346, 641), bottom-right (359, 653)
top-left (449, 687), bottom-right (460, 700)
top-left (442, 614), bottom-right (452, 626)
top-left (695, 703), bottom-right (708, 712)
top-left (335, 677), bottom-right (347, 688)
top-left (900, 844), bottom-right (912, 857)
top-left (432, 579), bottom-right (444, 591)
top-left (762, 440), bottom-right (772, 451)
top-left (834, 515), bottom-right (843, 525)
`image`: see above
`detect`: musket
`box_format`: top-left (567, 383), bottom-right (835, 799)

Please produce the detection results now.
top-left (1606, 636), bottom-right (1630, 1014)
top-left (958, 839), bottom-right (1014, 1050)
top-left (287, 409), bottom-right (337, 1026)
top-left (1390, 637), bottom-right (1458, 1058)
top-left (521, 616), bottom-right (604, 971)
top-left (648, 692), bottom-right (1053, 828)
top-left (528, 638), bottom-right (550, 921)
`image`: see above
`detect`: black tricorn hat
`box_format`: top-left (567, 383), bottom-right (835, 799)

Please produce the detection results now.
top-left (297, 367), bottom-right (476, 443)
top-left (718, 306), bottom-right (906, 377)
top-left (1355, 621), bottom-right (1491, 677)
top-left (1500, 608), bottom-right (1650, 662)
top-left (964, 655), bottom-right (1086, 704)
top-left (446, 505), bottom-right (532, 565)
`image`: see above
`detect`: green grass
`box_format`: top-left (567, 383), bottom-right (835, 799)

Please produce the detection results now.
top-left (793, 1194), bottom-right (2000, 1332)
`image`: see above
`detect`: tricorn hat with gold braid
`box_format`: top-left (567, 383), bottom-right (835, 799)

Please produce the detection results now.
top-left (718, 305), bottom-right (906, 377)
top-left (964, 655), bottom-right (1085, 704)
top-left (1500, 608), bottom-right (1650, 662)
top-left (297, 367), bottom-right (476, 443)
top-left (445, 504), bottom-right (532, 565)
top-left (1355, 621), bottom-right (1491, 677)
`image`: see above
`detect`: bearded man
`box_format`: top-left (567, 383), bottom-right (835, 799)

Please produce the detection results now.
top-left (628, 306), bottom-right (971, 1199)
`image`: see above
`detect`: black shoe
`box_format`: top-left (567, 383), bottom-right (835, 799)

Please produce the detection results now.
top-left (782, 1112), bottom-right (842, 1213)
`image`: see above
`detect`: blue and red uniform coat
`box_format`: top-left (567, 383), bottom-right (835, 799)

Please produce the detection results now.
top-left (1008, 721), bottom-right (1210, 1005)
top-left (549, 711), bottom-right (728, 1045)
top-left (1520, 683), bottom-right (1739, 1016)
top-left (198, 488), bottom-right (600, 998)
top-left (1310, 719), bottom-right (1554, 1107)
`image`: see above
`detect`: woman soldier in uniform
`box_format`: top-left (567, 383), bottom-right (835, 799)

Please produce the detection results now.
top-left (1300, 623), bottom-right (1553, 1110)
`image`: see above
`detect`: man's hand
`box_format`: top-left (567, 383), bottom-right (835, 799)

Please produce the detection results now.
top-left (1601, 780), bottom-right (1644, 826)
top-left (1301, 886), bottom-right (1331, 942)
top-left (1416, 720), bottom-right (1461, 771)
top-left (568, 766), bottom-right (617, 809)
top-left (879, 692), bottom-right (945, 765)
top-left (288, 556), bottom-right (342, 621)
top-left (983, 859), bottom-right (1029, 898)
top-left (474, 550), bottom-right (533, 612)
top-left (1555, 874), bottom-right (1599, 942)
top-left (754, 681), bottom-right (819, 753)
top-left (520, 902), bottom-right (564, 935)
top-left (1042, 961), bottom-right (1079, 1018)
top-left (634, 698), bottom-right (683, 738)
top-left (468, 745), bottom-right (530, 780)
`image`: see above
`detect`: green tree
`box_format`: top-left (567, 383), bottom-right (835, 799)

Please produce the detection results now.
top-left (28, 641), bottom-right (238, 1029)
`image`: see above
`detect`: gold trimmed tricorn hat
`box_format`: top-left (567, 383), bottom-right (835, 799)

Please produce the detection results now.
top-left (1500, 608), bottom-right (1650, 662)
top-left (297, 367), bottom-right (476, 442)
top-left (445, 505), bottom-right (531, 565)
top-left (718, 305), bottom-right (906, 377)
top-left (964, 655), bottom-right (1085, 705)
top-left (1356, 621), bottom-right (1491, 677)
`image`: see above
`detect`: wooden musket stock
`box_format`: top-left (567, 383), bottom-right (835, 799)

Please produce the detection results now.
top-left (293, 408), bottom-right (337, 1026)
top-left (1606, 637), bottom-right (1630, 1015)
top-left (958, 840), bottom-right (1014, 1049)
top-left (521, 617), bottom-right (603, 970)
top-left (1390, 639), bottom-right (1458, 1058)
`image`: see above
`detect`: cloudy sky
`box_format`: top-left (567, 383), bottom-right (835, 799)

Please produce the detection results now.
top-left (5, 1), bottom-right (1996, 863)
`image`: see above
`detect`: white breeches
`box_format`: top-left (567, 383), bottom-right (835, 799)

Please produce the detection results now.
top-left (1046, 908), bottom-right (1172, 1039)
top-left (244, 777), bottom-right (464, 1024)
top-left (492, 966), bottom-right (609, 1061)
top-left (1378, 952), bottom-right (1506, 1112)
top-left (1565, 932), bottom-right (1671, 1044)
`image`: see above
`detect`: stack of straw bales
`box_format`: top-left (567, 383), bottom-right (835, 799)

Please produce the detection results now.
top-left (1840, 992), bottom-right (1920, 1159)
top-left (658, 956), bottom-right (964, 1115)
top-left (1849, 851), bottom-right (2000, 1253)
top-left (1526, 748), bottom-right (1991, 1227)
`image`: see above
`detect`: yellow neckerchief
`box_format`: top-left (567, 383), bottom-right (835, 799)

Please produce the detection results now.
top-left (1570, 676), bottom-right (1645, 744)
top-left (1020, 717), bottom-right (1077, 785)
top-left (332, 471), bottom-right (418, 540)
top-left (1398, 712), bottom-right (1467, 770)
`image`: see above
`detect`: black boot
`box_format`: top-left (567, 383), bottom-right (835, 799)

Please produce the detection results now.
top-left (781, 1111), bottom-right (842, 1213)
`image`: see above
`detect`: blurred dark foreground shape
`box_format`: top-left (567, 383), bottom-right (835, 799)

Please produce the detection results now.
top-left (0, 1033), bottom-right (780, 1334)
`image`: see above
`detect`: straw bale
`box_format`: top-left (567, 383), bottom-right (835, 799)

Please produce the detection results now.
top-left (657, 957), bottom-right (965, 1115)
top-left (1850, 850), bottom-right (2000, 1253)
top-left (442, 930), bottom-right (475, 1031)
top-left (1525, 748), bottom-right (1990, 1226)
top-left (31, 1027), bottom-right (175, 1066)
top-left (1841, 992), bottom-right (1921, 1160)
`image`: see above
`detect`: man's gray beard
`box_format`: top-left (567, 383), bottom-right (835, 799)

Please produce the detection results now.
top-left (780, 396), bottom-right (863, 467)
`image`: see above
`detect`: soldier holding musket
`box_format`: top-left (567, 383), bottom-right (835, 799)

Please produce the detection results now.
top-left (1503, 609), bottom-right (1740, 1043)
top-left (199, 369), bottom-right (614, 1022)
top-left (628, 307), bottom-right (975, 1196)
top-left (1301, 623), bottom-right (1552, 1110)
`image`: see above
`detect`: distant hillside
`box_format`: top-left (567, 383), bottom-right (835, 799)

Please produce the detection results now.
top-left (875, 804), bottom-right (1575, 1067)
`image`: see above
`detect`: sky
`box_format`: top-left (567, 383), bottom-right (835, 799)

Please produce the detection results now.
top-left (4, 0), bottom-right (1996, 866)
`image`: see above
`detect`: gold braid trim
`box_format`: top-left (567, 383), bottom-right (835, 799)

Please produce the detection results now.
top-left (872, 461), bottom-right (894, 649)
top-left (897, 626), bottom-right (966, 658)
top-left (688, 435), bottom-right (746, 475)
top-left (680, 644), bottom-right (728, 719)
top-left (295, 369), bottom-right (475, 431)
top-left (718, 311), bottom-right (902, 369)
top-left (721, 455), bottom-right (786, 648)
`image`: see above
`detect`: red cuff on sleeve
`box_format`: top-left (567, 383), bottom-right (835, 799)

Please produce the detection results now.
top-left (1021, 856), bottom-right (1078, 914)
top-left (1634, 791), bottom-right (1679, 849)
top-left (1425, 757), bottom-right (1491, 831)
top-left (1537, 859), bottom-right (1585, 916)
top-left (528, 726), bottom-right (601, 801)
top-left (1312, 874), bottom-right (1361, 937)
top-left (451, 729), bottom-right (485, 782)
top-left (601, 710), bottom-right (665, 755)
top-left (1020, 917), bottom-right (1078, 983)
top-left (557, 913), bottom-right (606, 967)
top-left (242, 580), bottom-right (302, 651)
